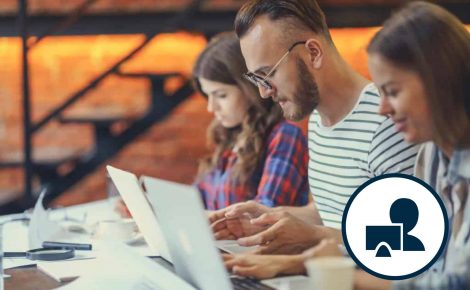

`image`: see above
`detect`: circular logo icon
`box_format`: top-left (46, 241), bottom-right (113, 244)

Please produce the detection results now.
top-left (342, 173), bottom-right (448, 280)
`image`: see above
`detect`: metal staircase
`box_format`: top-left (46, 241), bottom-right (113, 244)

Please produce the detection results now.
top-left (0, 0), bottom-right (205, 213)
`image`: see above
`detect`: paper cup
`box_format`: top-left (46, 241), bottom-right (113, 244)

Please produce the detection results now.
top-left (305, 257), bottom-right (355, 290)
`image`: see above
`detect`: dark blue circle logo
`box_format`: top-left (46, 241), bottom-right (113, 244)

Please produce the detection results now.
top-left (342, 173), bottom-right (448, 280)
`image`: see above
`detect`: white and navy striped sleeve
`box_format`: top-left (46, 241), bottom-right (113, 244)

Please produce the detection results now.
top-left (367, 117), bottom-right (420, 176)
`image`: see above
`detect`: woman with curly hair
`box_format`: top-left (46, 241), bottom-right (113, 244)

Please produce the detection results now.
top-left (193, 32), bottom-right (309, 210)
top-left (116, 32), bottom-right (309, 216)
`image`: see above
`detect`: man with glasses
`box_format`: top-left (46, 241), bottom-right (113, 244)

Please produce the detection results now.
top-left (210, 0), bottom-right (419, 256)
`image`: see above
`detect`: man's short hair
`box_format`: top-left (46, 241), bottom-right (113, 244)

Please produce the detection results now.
top-left (234, 0), bottom-right (331, 40)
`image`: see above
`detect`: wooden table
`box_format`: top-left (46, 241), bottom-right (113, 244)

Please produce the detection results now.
top-left (5, 266), bottom-right (62, 290)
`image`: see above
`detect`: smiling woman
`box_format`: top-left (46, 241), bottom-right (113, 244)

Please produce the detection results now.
top-left (368, 55), bottom-right (432, 144)
top-left (361, 2), bottom-right (470, 289)
top-left (191, 32), bottom-right (310, 210)
top-left (367, 3), bottom-right (469, 149)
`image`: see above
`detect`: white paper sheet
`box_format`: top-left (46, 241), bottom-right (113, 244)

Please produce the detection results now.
top-left (3, 199), bottom-right (148, 270)
top-left (54, 242), bottom-right (195, 290)
top-left (28, 190), bottom-right (67, 249)
top-left (37, 258), bottom-right (98, 282)
top-left (4, 220), bottom-right (35, 270)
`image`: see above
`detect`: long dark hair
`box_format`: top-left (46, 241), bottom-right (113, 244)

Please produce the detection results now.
top-left (193, 32), bottom-right (284, 185)
top-left (367, 1), bottom-right (470, 147)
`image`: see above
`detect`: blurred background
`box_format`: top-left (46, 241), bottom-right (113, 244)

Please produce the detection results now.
top-left (0, 0), bottom-right (468, 213)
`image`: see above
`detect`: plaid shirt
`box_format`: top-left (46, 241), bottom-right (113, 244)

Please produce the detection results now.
top-left (393, 143), bottom-right (470, 290)
top-left (196, 121), bottom-right (309, 210)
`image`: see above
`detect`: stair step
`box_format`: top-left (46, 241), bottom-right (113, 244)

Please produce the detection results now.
top-left (0, 189), bottom-right (25, 214)
top-left (0, 147), bottom-right (82, 168)
top-left (59, 107), bottom-right (137, 125)
top-left (0, 189), bottom-right (23, 205)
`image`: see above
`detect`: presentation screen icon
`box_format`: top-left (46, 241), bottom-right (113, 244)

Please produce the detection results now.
top-left (365, 197), bottom-right (426, 257)
top-left (342, 174), bottom-right (448, 280)
top-left (366, 225), bottom-right (401, 257)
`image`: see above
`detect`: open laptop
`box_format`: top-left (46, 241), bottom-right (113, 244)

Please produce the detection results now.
top-left (106, 165), bottom-right (172, 262)
top-left (143, 175), bottom-right (312, 290)
top-left (107, 165), bottom-right (255, 255)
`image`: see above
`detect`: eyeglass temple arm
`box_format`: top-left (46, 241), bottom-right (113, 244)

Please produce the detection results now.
top-left (262, 41), bottom-right (307, 81)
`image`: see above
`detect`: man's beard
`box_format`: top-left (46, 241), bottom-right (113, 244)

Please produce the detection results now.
top-left (282, 58), bottom-right (320, 121)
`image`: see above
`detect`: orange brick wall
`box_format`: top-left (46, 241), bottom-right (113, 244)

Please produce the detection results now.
top-left (0, 32), bottom-right (213, 205)
top-left (0, 0), bottom-right (245, 15)
top-left (0, 27), bottom-right (411, 206)
top-left (1, 0), bottom-right (464, 15)
top-left (1, 0), bottom-right (442, 15)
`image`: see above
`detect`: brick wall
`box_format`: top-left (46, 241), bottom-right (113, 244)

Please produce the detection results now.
top-left (0, 28), bottom-right (379, 206)
top-left (1, 0), bottom-right (462, 15)
top-left (0, 0), bottom-right (244, 15)
top-left (0, 32), bottom-right (213, 205)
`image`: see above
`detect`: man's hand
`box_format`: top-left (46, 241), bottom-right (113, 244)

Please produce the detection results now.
top-left (208, 201), bottom-right (272, 240)
top-left (224, 200), bottom-right (272, 220)
top-left (223, 253), bottom-right (304, 279)
top-left (222, 239), bottom-right (346, 280)
top-left (237, 211), bottom-right (330, 255)
top-left (211, 216), bottom-right (261, 240)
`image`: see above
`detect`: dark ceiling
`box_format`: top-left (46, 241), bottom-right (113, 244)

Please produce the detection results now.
top-left (0, 0), bottom-right (468, 37)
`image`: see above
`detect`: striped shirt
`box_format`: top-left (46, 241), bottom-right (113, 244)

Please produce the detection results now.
top-left (308, 83), bottom-right (419, 229)
top-left (393, 143), bottom-right (470, 290)
top-left (196, 121), bottom-right (309, 210)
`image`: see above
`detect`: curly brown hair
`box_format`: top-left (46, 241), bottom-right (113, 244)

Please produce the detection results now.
top-left (193, 32), bottom-right (284, 187)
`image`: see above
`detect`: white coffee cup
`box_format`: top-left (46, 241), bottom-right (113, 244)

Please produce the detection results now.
top-left (93, 219), bottom-right (137, 241)
top-left (305, 257), bottom-right (355, 290)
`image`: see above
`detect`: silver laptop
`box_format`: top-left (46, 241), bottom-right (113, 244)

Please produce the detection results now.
top-left (106, 165), bottom-right (172, 262)
top-left (107, 166), bottom-right (255, 254)
top-left (143, 176), bottom-right (311, 290)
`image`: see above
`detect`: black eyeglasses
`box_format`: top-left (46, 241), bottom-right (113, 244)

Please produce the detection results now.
top-left (243, 41), bottom-right (306, 90)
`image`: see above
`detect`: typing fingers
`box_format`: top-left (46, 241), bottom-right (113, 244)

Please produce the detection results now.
top-left (214, 228), bottom-right (237, 240)
top-left (250, 212), bottom-right (284, 227)
top-left (237, 228), bottom-right (276, 247)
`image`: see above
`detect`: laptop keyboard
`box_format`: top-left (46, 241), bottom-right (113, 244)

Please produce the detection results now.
top-left (231, 277), bottom-right (275, 290)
